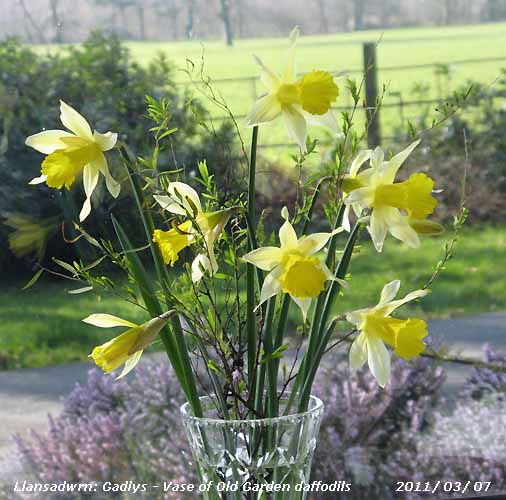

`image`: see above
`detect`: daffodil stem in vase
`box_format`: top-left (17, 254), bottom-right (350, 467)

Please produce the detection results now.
top-left (247, 126), bottom-right (259, 395)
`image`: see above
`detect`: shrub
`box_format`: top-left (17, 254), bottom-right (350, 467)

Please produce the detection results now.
top-left (0, 32), bottom-right (239, 275)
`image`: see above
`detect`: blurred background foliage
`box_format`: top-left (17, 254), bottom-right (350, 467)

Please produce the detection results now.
top-left (0, 31), bottom-right (239, 276)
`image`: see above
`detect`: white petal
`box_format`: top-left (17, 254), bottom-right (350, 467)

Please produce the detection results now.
top-left (92, 153), bottom-right (120, 198)
top-left (79, 164), bottom-right (100, 222)
top-left (389, 221), bottom-right (420, 249)
top-left (59, 101), bottom-right (93, 140)
top-left (349, 333), bottom-right (368, 371)
top-left (82, 313), bottom-right (137, 328)
top-left (116, 350), bottom-right (143, 379)
top-left (93, 131), bottom-right (118, 151)
top-left (349, 149), bottom-right (373, 177)
top-left (283, 26), bottom-right (299, 82)
top-left (368, 208), bottom-right (389, 252)
top-left (29, 175), bottom-right (48, 185)
top-left (370, 146), bottom-right (384, 169)
top-left (168, 182), bottom-right (202, 215)
top-left (245, 94), bottom-right (282, 126)
top-left (380, 289), bottom-right (429, 316)
top-left (25, 130), bottom-right (74, 154)
top-left (366, 336), bottom-right (391, 387)
top-left (342, 205), bottom-right (351, 232)
top-left (291, 295), bottom-right (312, 322)
top-left (243, 246), bottom-right (283, 271)
top-left (304, 109), bottom-right (338, 131)
top-left (253, 55), bottom-right (281, 92)
top-left (346, 308), bottom-right (368, 328)
top-left (344, 187), bottom-right (375, 207)
top-left (282, 106), bottom-right (307, 152)
top-left (191, 253), bottom-right (213, 282)
top-left (279, 219), bottom-right (298, 249)
top-left (297, 228), bottom-right (343, 255)
top-left (382, 139), bottom-right (421, 184)
top-left (153, 195), bottom-right (186, 216)
top-left (259, 267), bottom-right (283, 305)
top-left (378, 280), bottom-right (401, 306)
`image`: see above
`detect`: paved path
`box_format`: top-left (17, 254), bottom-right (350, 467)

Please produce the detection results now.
top-left (0, 313), bottom-right (505, 479)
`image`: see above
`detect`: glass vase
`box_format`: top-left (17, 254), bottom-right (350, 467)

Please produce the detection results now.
top-left (180, 394), bottom-right (324, 499)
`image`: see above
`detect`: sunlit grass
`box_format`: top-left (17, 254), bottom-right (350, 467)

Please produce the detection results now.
top-left (1, 225), bottom-right (504, 369)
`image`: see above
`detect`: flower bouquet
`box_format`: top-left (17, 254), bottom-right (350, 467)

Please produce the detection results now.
top-left (23, 27), bottom-right (453, 499)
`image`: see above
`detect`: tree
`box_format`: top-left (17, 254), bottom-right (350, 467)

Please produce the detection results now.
top-left (353, 0), bottom-right (366, 30)
top-left (482, 0), bottom-right (506, 21)
top-left (218, 0), bottom-right (233, 46)
top-left (186, 0), bottom-right (195, 38)
top-left (49, 0), bottom-right (64, 43)
top-left (316, 0), bottom-right (329, 33)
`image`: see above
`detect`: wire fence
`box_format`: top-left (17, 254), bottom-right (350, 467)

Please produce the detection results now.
top-left (176, 47), bottom-right (506, 150)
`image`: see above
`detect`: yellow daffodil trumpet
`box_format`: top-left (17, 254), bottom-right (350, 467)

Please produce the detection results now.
top-left (26, 101), bottom-right (120, 222)
top-left (84, 311), bottom-right (175, 379)
top-left (346, 280), bottom-right (429, 387)
top-left (245, 26), bottom-right (339, 152)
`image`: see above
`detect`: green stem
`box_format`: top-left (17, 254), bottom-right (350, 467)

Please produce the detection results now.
top-left (298, 223), bottom-right (361, 410)
top-left (119, 146), bottom-right (202, 417)
top-left (247, 127), bottom-right (259, 392)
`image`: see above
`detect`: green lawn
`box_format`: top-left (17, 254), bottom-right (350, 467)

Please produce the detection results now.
top-left (1, 225), bottom-right (504, 370)
top-left (35, 23), bottom-right (506, 163)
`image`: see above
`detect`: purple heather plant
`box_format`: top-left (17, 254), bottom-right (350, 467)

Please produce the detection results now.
top-left (12, 347), bottom-right (506, 499)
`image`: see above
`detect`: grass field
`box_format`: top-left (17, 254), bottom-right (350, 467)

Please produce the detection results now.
top-left (1, 225), bottom-right (504, 370)
top-left (37, 22), bottom-right (506, 162)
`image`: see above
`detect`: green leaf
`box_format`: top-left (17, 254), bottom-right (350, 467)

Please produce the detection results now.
top-left (261, 344), bottom-right (289, 364)
top-left (22, 268), bottom-right (44, 290)
top-left (52, 258), bottom-right (77, 276)
top-left (68, 286), bottom-right (93, 295)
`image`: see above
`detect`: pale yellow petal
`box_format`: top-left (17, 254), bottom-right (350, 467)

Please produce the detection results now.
top-left (82, 313), bottom-right (137, 328)
top-left (281, 106), bottom-right (307, 152)
top-left (259, 267), bottom-right (283, 305)
top-left (349, 333), bottom-right (368, 371)
top-left (279, 219), bottom-right (298, 249)
top-left (242, 246), bottom-right (283, 271)
top-left (382, 139), bottom-right (421, 184)
top-left (378, 280), bottom-right (401, 307)
top-left (291, 295), bottom-right (312, 322)
top-left (59, 101), bottom-right (93, 140)
top-left (25, 130), bottom-right (74, 154)
top-left (93, 153), bottom-right (120, 198)
top-left (93, 131), bottom-right (118, 152)
top-left (168, 182), bottom-right (202, 215)
top-left (116, 350), bottom-right (143, 379)
top-left (245, 94), bottom-right (282, 126)
top-left (29, 175), bottom-right (48, 185)
top-left (79, 164), bottom-right (99, 222)
top-left (366, 336), bottom-right (391, 387)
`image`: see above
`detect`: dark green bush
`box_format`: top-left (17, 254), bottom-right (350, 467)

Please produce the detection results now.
top-left (0, 32), bottom-right (239, 275)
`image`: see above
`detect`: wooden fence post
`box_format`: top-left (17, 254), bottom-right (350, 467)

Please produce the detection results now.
top-left (363, 42), bottom-right (381, 148)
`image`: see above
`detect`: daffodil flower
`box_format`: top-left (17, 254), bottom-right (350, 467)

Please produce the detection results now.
top-left (243, 208), bottom-right (344, 320)
top-left (26, 101), bottom-right (120, 222)
top-left (84, 311), bottom-right (173, 379)
top-left (245, 26), bottom-right (339, 152)
top-left (343, 140), bottom-right (443, 251)
top-left (346, 280), bottom-right (429, 387)
top-left (5, 213), bottom-right (58, 261)
top-left (153, 182), bottom-right (232, 282)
